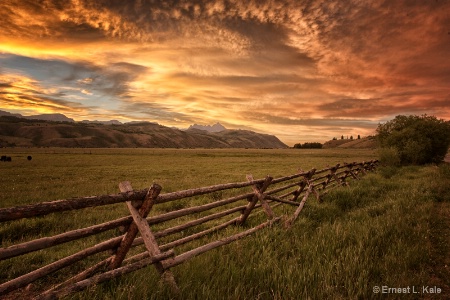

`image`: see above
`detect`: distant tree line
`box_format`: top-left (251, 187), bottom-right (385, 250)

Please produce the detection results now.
top-left (333, 135), bottom-right (361, 140)
top-left (293, 142), bottom-right (323, 149)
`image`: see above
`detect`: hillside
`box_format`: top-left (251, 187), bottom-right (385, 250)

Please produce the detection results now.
top-left (0, 110), bottom-right (75, 122)
top-left (0, 116), bottom-right (288, 149)
top-left (323, 137), bottom-right (376, 149)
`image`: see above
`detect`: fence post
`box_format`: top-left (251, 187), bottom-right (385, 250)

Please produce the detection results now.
top-left (359, 161), bottom-right (368, 175)
top-left (291, 168), bottom-right (316, 202)
top-left (110, 182), bottom-right (161, 269)
top-left (246, 174), bottom-right (275, 220)
top-left (345, 162), bottom-right (359, 180)
top-left (286, 183), bottom-right (314, 227)
top-left (112, 182), bottom-right (179, 293)
top-left (237, 175), bottom-right (272, 225)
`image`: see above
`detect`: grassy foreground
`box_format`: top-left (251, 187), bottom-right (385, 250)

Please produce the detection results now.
top-left (0, 148), bottom-right (449, 299)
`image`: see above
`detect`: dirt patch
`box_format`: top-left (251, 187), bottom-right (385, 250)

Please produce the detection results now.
top-left (426, 202), bottom-right (450, 299)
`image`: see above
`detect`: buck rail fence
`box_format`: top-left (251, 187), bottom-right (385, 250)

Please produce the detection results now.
top-left (0, 160), bottom-right (378, 299)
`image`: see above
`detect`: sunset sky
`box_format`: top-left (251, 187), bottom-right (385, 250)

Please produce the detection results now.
top-left (1, 0), bottom-right (449, 145)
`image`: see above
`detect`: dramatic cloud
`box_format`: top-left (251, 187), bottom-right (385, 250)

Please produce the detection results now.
top-left (0, 0), bottom-right (449, 145)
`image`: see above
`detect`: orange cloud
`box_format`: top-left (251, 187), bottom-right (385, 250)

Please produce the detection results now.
top-left (0, 0), bottom-right (449, 145)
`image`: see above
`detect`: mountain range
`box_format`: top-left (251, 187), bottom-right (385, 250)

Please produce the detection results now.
top-left (187, 123), bottom-right (226, 132)
top-left (0, 110), bottom-right (287, 148)
top-left (0, 110), bottom-right (76, 122)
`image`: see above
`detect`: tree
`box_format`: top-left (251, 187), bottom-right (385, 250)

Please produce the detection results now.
top-left (376, 115), bottom-right (450, 165)
top-left (293, 142), bottom-right (323, 149)
top-left (357, 135), bottom-right (361, 139)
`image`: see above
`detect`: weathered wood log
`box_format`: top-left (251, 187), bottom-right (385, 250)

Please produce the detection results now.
top-left (0, 189), bottom-right (248, 261)
top-left (276, 180), bottom-right (312, 199)
top-left (0, 236), bottom-right (123, 296)
top-left (264, 195), bottom-right (300, 206)
top-left (110, 182), bottom-right (161, 269)
top-left (124, 196), bottom-right (178, 291)
top-left (332, 172), bottom-right (346, 186)
top-left (0, 182), bottom-right (256, 222)
top-left (38, 257), bottom-right (113, 297)
top-left (238, 176), bottom-right (272, 225)
top-left (287, 184), bottom-right (314, 226)
top-left (162, 217), bottom-right (281, 269)
top-left (267, 181), bottom-right (302, 197)
top-left (359, 162), bottom-right (368, 175)
top-left (0, 191), bottom-right (148, 222)
top-left (154, 205), bottom-right (245, 238)
top-left (0, 170), bottom-right (313, 223)
top-left (110, 247), bottom-right (177, 270)
top-left (156, 179), bottom-right (264, 204)
top-left (36, 250), bottom-right (175, 300)
top-left (269, 171), bottom-right (306, 184)
top-left (256, 177), bottom-right (307, 201)
top-left (309, 173), bottom-right (331, 183)
top-left (146, 193), bottom-right (250, 225)
top-left (155, 164), bottom-right (352, 204)
top-left (311, 185), bottom-right (322, 202)
top-left (313, 163), bottom-right (346, 175)
top-left (127, 204), bottom-right (262, 251)
top-left (291, 168), bottom-right (315, 202)
top-left (322, 182), bottom-right (340, 192)
top-left (0, 216), bottom-right (131, 260)
top-left (291, 181), bottom-right (306, 202)
top-left (247, 175), bottom-right (274, 220)
top-left (160, 217), bottom-right (239, 251)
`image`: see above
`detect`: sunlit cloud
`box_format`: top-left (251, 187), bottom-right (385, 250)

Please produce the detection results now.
top-left (0, 0), bottom-right (449, 145)
top-left (0, 73), bottom-right (85, 114)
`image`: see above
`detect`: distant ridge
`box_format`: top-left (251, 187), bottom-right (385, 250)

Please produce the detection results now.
top-left (25, 113), bottom-right (75, 123)
top-left (0, 110), bottom-right (75, 122)
top-left (0, 110), bottom-right (23, 118)
top-left (0, 111), bottom-right (288, 149)
top-left (81, 120), bottom-right (122, 125)
top-left (187, 123), bottom-right (226, 132)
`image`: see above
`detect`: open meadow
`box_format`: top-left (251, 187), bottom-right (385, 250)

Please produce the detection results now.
top-left (0, 148), bottom-right (377, 207)
top-left (1, 148), bottom-right (449, 299)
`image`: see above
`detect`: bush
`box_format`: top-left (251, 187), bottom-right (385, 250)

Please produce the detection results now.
top-left (293, 142), bottom-right (323, 149)
top-left (378, 147), bottom-right (401, 167)
top-left (376, 115), bottom-right (450, 165)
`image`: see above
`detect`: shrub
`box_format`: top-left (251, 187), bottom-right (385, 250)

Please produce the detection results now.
top-left (293, 142), bottom-right (323, 149)
top-left (378, 147), bottom-right (401, 167)
top-left (376, 115), bottom-right (450, 165)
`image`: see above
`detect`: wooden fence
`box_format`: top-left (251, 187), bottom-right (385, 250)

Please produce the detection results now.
top-left (0, 160), bottom-right (378, 299)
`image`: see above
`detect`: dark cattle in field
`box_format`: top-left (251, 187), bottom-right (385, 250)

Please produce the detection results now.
top-left (6, 156), bottom-right (11, 162)
top-left (27, 156), bottom-right (32, 161)
top-left (0, 156), bottom-right (5, 161)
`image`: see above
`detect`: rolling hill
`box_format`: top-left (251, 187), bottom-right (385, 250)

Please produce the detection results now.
top-left (0, 115), bottom-right (288, 149)
top-left (322, 137), bottom-right (376, 149)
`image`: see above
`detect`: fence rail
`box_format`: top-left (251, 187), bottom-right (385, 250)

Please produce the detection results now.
top-left (0, 160), bottom-right (378, 299)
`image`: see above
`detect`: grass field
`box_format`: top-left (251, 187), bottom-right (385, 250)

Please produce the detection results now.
top-left (1, 148), bottom-right (449, 299)
top-left (0, 148), bottom-right (377, 206)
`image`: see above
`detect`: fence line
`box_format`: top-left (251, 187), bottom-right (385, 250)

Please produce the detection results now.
top-left (0, 160), bottom-right (378, 299)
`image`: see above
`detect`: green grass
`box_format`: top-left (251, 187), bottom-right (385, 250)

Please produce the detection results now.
top-left (1, 148), bottom-right (449, 299)
top-left (0, 148), bottom-right (376, 206)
